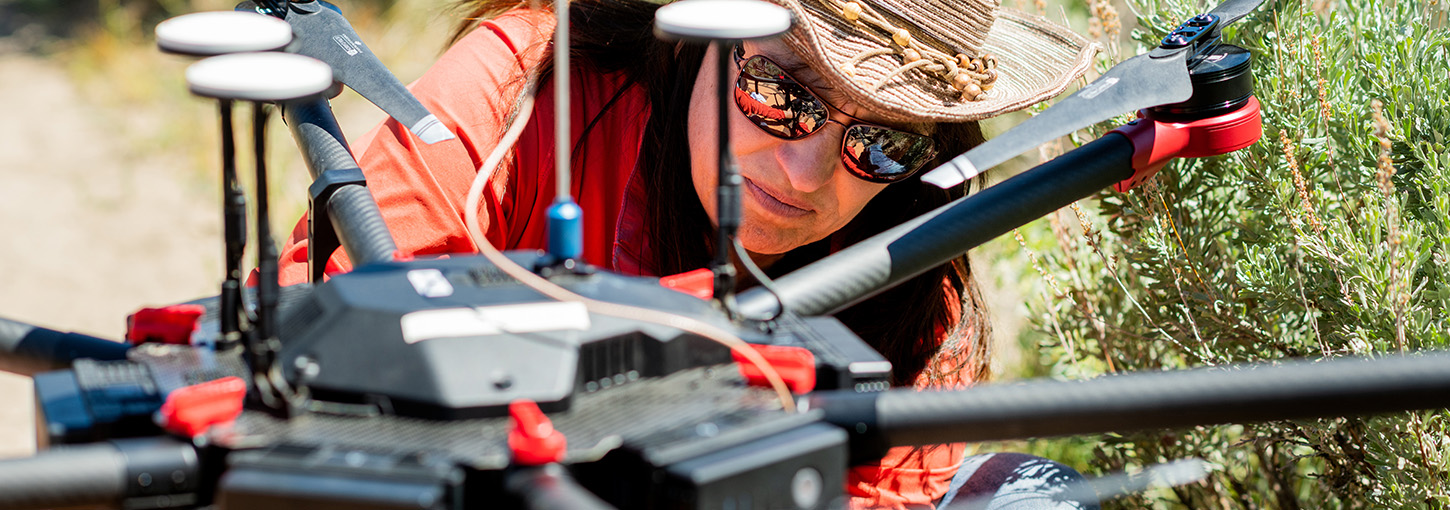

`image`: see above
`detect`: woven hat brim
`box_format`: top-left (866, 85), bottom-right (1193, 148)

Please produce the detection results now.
top-left (775, 1), bottom-right (1101, 123)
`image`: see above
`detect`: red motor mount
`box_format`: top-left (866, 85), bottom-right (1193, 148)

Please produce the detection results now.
top-left (1112, 96), bottom-right (1263, 192)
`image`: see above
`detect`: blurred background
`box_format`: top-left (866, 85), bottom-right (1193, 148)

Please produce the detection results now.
top-left (0, 0), bottom-right (454, 457)
top-left (2, 0), bottom-right (1447, 508)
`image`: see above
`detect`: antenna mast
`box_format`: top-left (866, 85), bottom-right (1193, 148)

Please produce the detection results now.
top-left (545, 0), bottom-right (584, 265)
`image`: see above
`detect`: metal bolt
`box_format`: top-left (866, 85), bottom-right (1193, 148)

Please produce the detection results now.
top-left (792, 468), bottom-right (823, 509)
top-left (294, 355), bottom-right (321, 380)
top-left (345, 451), bottom-right (367, 466)
top-left (492, 371), bottom-right (513, 390)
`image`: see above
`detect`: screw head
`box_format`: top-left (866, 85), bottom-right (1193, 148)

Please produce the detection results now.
top-left (1162, 33), bottom-right (1191, 47)
top-left (791, 468), bottom-right (824, 509)
top-left (491, 371), bottom-right (514, 390)
top-left (293, 355), bottom-right (321, 381)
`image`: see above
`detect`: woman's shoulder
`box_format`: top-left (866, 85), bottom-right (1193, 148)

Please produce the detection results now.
top-left (412, 8), bottom-right (555, 100)
top-left (363, 7), bottom-right (560, 163)
top-left (464, 8), bottom-right (556, 66)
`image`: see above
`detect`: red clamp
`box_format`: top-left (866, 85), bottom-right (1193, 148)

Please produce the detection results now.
top-left (126, 304), bottom-right (205, 345)
top-left (508, 400), bottom-right (566, 466)
top-left (159, 376), bottom-right (246, 438)
top-left (659, 268), bottom-right (714, 300)
top-left (733, 344), bottom-right (816, 394)
top-left (1112, 96), bottom-right (1263, 192)
top-left (389, 251), bottom-right (452, 263)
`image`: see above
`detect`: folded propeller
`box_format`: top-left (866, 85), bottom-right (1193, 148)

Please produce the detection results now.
top-left (239, 0), bottom-right (457, 145)
top-left (921, 0), bottom-right (1267, 188)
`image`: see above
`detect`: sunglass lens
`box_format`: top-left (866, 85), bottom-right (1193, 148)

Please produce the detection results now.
top-left (843, 125), bottom-right (937, 182)
top-left (735, 56), bottom-right (829, 139)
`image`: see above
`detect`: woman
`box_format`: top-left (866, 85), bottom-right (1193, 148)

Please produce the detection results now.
top-left (276, 0), bottom-right (1098, 506)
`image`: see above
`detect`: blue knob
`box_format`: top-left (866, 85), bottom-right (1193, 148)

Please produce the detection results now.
top-left (547, 199), bottom-right (583, 261)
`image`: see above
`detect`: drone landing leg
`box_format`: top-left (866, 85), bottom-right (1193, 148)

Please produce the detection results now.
top-left (220, 99), bottom-right (248, 350)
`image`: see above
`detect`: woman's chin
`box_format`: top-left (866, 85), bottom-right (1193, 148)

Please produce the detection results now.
top-left (736, 224), bottom-right (816, 257)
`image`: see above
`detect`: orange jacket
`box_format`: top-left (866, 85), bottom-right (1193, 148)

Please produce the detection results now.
top-left (276, 8), bottom-right (968, 508)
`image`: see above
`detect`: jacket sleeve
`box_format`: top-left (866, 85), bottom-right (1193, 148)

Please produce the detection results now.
top-left (274, 9), bottom-right (556, 286)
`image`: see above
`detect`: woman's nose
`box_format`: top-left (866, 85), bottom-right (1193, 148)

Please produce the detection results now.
top-left (775, 125), bottom-right (843, 193)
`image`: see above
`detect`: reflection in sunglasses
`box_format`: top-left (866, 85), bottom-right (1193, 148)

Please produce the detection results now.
top-left (734, 87), bottom-right (786, 120)
top-left (843, 139), bottom-right (892, 175)
top-left (734, 52), bottom-right (938, 182)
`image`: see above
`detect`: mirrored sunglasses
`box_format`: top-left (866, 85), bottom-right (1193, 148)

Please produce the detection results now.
top-left (733, 50), bottom-right (939, 183)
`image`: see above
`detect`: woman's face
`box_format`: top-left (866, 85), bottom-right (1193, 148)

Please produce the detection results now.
top-left (688, 40), bottom-right (928, 258)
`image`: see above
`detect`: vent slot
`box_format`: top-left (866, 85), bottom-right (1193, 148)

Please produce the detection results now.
top-left (467, 266), bottom-right (516, 288)
top-left (579, 334), bottom-right (646, 392)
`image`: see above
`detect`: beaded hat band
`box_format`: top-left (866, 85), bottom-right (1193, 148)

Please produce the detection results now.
top-left (761, 0), bottom-right (1100, 123)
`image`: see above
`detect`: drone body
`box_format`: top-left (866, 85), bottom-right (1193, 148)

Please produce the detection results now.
top-left (15, 1), bottom-right (1450, 509)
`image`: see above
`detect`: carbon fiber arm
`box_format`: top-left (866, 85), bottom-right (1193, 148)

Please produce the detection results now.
top-left (282, 98), bottom-right (398, 271)
top-left (813, 351), bottom-right (1450, 453)
top-left (738, 132), bottom-right (1136, 319)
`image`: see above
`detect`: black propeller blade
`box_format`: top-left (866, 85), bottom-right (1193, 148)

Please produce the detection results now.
top-left (921, 0), bottom-right (1266, 188)
top-left (941, 458), bottom-right (1210, 509)
top-left (238, 1), bottom-right (456, 145)
top-left (1209, 0), bottom-right (1267, 28)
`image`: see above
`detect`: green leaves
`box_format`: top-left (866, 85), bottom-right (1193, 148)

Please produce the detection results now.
top-left (1018, 0), bottom-right (1450, 506)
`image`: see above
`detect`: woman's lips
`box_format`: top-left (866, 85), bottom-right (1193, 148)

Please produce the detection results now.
top-left (743, 178), bottom-right (813, 218)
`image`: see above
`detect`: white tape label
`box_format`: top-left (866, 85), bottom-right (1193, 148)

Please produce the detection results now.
top-left (1079, 76), bottom-right (1120, 100)
top-left (400, 302), bottom-right (590, 344)
top-left (407, 269), bottom-right (454, 298)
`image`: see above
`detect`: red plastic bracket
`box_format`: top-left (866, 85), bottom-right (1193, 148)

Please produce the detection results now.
top-left (508, 400), bottom-right (566, 466)
top-left (159, 376), bottom-right (246, 438)
top-left (659, 268), bottom-right (715, 300)
top-left (734, 344), bottom-right (816, 394)
top-left (1112, 97), bottom-right (1263, 192)
top-left (126, 304), bottom-right (205, 345)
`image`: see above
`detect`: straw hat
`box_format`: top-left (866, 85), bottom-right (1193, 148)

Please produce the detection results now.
top-left (762, 0), bottom-right (1100, 123)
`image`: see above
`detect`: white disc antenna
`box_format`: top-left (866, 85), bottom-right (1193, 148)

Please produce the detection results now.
top-left (654, 0), bottom-right (792, 41)
top-left (157, 11), bottom-right (294, 56)
top-left (186, 52), bottom-right (333, 102)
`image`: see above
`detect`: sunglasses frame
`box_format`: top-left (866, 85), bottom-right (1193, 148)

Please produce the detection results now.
top-left (731, 47), bottom-right (940, 184)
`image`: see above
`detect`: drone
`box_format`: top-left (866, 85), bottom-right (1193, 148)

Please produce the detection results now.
top-left (3, 0), bottom-right (1450, 508)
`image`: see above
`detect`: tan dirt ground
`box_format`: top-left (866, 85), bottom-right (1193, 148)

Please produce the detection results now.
top-left (0, 12), bottom-right (411, 455)
top-left (0, 52), bottom-right (226, 458)
top-left (0, 1), bottom-right (452, 458)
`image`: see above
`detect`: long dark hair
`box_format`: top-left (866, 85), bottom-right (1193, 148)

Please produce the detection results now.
top-left (451, 0), bottom-right (992, 385)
